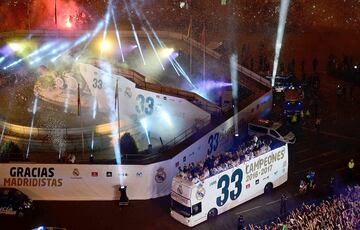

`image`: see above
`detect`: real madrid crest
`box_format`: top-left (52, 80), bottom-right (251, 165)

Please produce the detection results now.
top-left (72, 168), bottom-right (80, 177)
top-left (196, 183), bottom-right (206, 200)
top-left (155, 167), bottom-right (166, 183)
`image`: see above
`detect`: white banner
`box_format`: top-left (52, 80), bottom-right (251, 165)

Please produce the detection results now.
top-left (0, 162), bottom-right (173, 200)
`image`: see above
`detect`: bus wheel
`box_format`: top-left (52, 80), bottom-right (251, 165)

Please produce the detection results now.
top-left (264, 182), bottom-right (273, 194)
top-left (207, 208), bottom-right (218, 219)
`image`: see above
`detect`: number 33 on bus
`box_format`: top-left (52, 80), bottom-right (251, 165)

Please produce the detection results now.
top-left (170, 141), bottom-right (288, 227)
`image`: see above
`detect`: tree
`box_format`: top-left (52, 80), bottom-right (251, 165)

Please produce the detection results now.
top-left (120, 133), bottom-right (138, 155)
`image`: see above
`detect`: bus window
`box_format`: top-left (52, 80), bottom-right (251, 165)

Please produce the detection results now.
top-left (270, 130), bottom-right (280, 138)
top-left (171, 199), bottom-right (191, 218)
top-left (192, 203), bottom-right (202, 216)
top-left (249, 125), bottom-right (268, 134)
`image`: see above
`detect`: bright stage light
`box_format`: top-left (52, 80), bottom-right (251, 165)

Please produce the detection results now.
top-left (100, 11), bottom-right (111, 57)
top-left (271, 0), bottom-right (290, 87)
top-left (98, 39), bottom-right (113, 53)
top-left (8, 40), bottom-right (37, 57)
top-left (65, 17), bottom-right (73, 28)
top-left (8, 42), bottom-right (23, 52)
top-left (160, 48), bottom-right (174, 58)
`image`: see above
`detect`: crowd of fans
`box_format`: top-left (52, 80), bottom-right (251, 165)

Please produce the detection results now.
top-left (248, 185), bottom-right (360, 230)
top-left (327, 54), bottom-right (360, 84)
top-left (176, 135), bottom-right (272, 183)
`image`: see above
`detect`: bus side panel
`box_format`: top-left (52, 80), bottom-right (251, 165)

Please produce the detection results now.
top-left (199, 145), bottom-right (288, 217)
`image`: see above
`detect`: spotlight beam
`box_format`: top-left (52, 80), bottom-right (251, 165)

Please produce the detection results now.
top-left (131, 5), bottom-right (182, 76)
top-left (0, 123), bottom-right (5, 146)
top-left (30, 42), bottom-right (70, 65)
top-left (230, 54), bottom-right (239, 136)
top-left (75, 31), bottom-right (98, 61)
top-left (92, 92), bottom-right (97, 119)
top-left (271, 0), bottom-right (290, 87)
top-left (140, 118), bottom-right (151, 145)
top-left (100, 8), bottom-right (112, 57)
top-left (137, 10), bottom-right (195, 88)
top-left (132, 24), bottom-right (146, 65)
top-left (143, 28), bottom-right (164, 70)
top-left (157, 37), bottom-right (195, 88)
top-left (3, 42), bottom-right (56, 69)
top-left (132, 9), bottom-right (180, 76)
top-left (0, 56), bottom-right (6, 64)
top-left (52, 20), bottom-right (105, 62)
top-left (26, 96), bottom-right (39, 159)
top-left (123, 0), bottom-right (146, 65)
top-left (112, 8), bottom-right (125, 63)
top-left (75, 19), bottom-right (107, 61)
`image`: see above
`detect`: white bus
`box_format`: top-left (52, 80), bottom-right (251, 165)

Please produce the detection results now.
top-left (170, 140), bottom-right (288, 227)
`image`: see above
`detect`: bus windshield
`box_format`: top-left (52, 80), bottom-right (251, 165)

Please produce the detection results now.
top-left (171, 199), bottom-right (191, 218)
